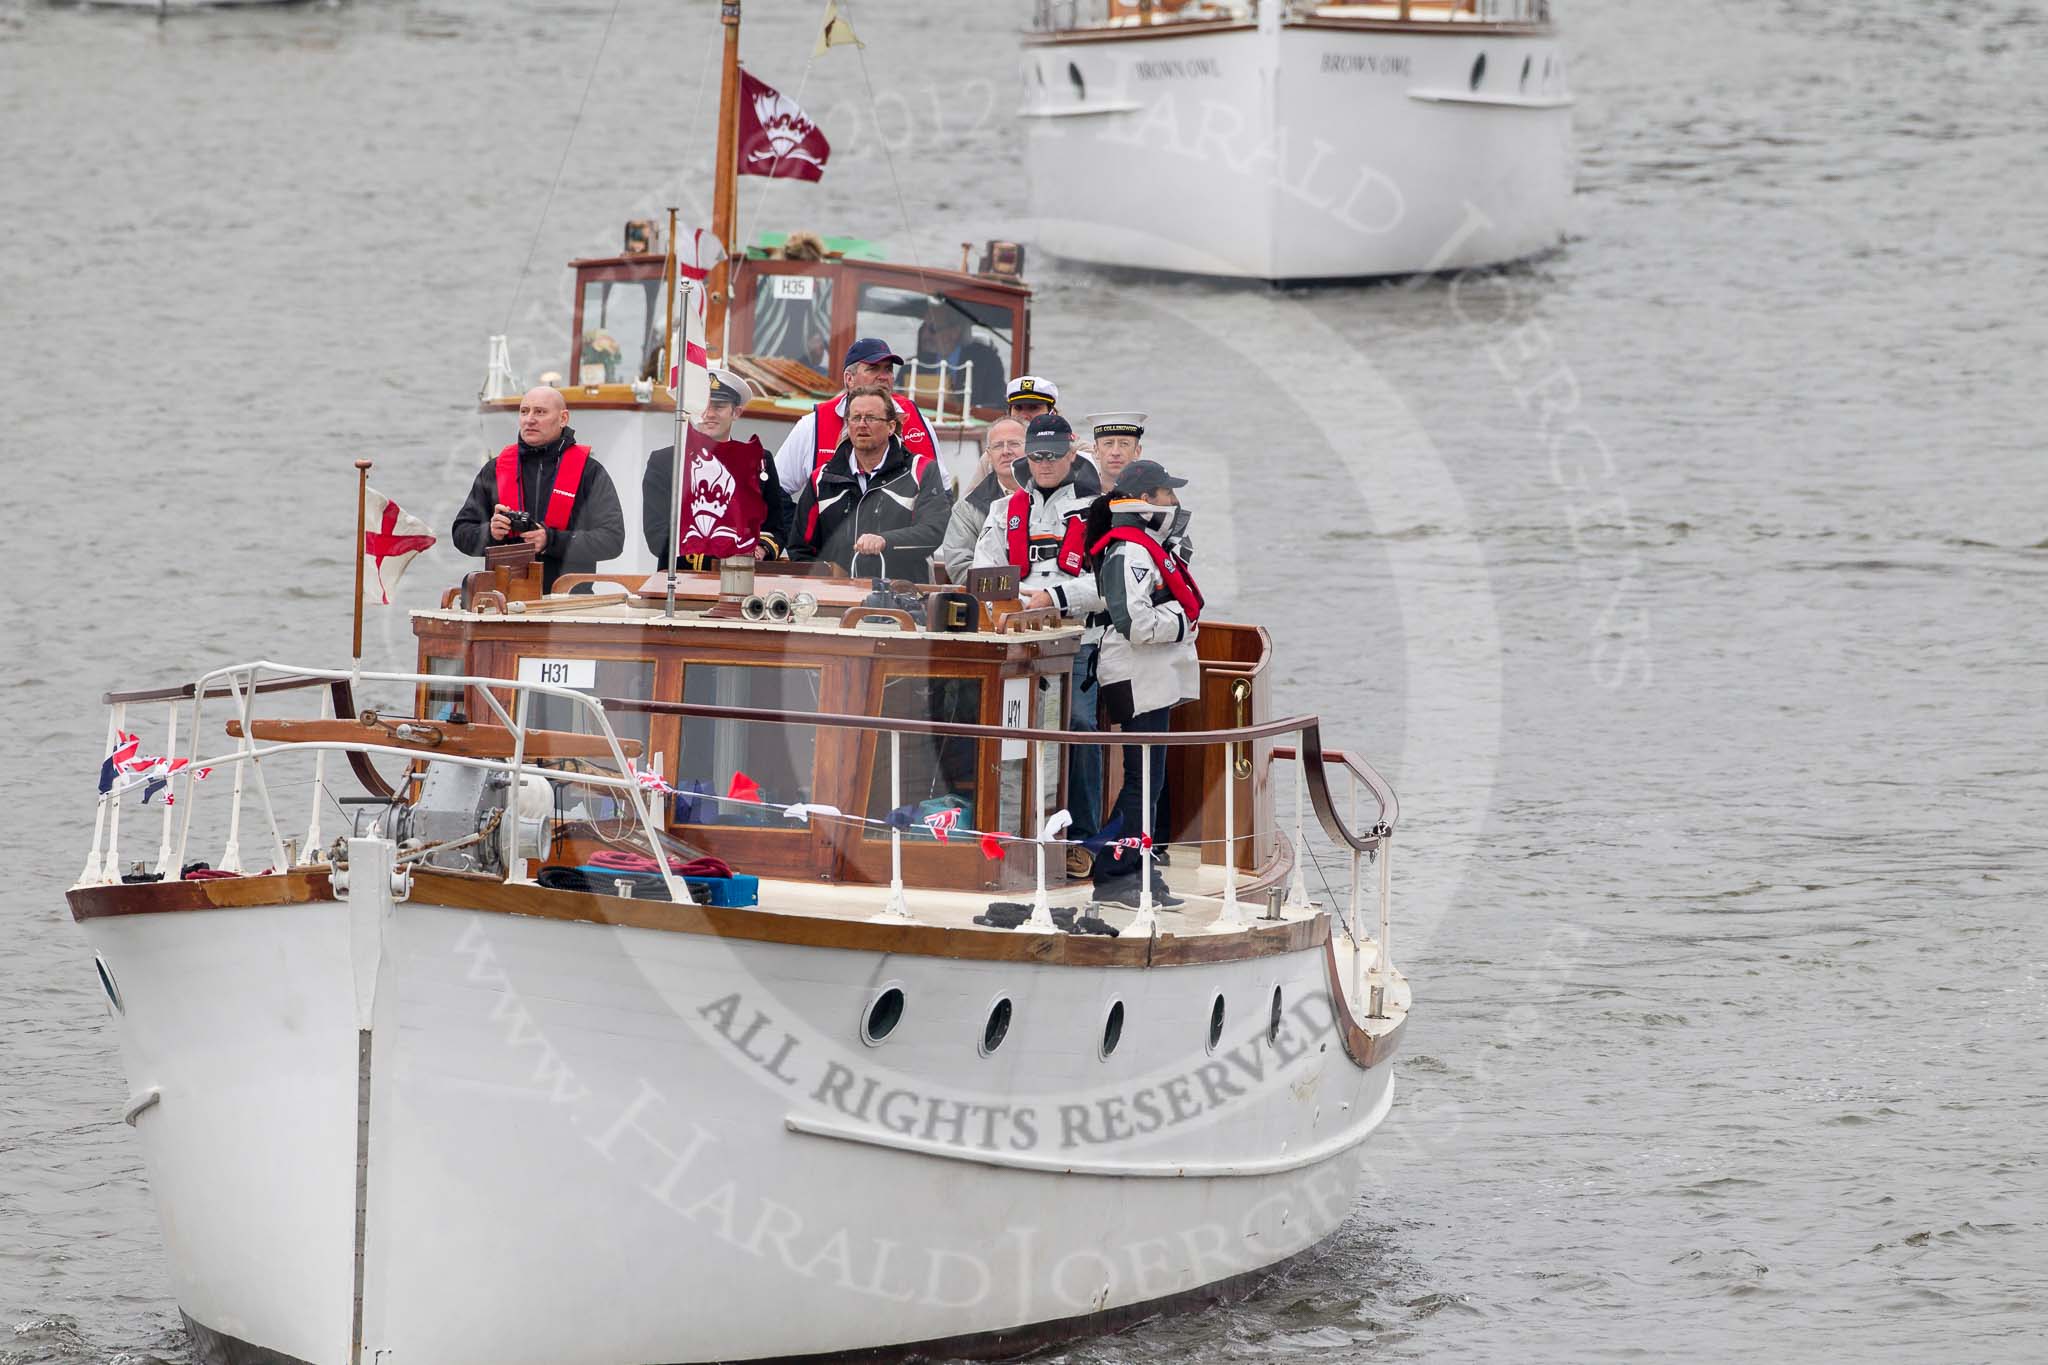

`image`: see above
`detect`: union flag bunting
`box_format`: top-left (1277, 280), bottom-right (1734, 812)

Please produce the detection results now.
top-left (363, 488), bottom-right (437, 605)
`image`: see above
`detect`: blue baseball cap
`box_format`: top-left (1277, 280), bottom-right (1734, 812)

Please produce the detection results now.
top-left (843, 337), bottom-right (904, 369)
top-left (1024, 412), bottom-right (1074, 455)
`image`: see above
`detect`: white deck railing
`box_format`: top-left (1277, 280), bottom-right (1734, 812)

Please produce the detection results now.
top-left (82, 662), bottom-right (1401, 1010)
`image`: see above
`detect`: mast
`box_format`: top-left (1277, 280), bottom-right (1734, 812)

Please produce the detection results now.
top-left (708, 0), bottom-right (743, 360)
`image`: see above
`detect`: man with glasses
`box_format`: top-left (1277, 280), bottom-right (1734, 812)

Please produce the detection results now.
top-left (939, 416), bottom-right (1026, 581)
top-left (773, 337), bottom-right (949, 500)
top-left (788, 386), bottom-right (950, 580)
top-left (972, 413), bottom-right (1107, 871)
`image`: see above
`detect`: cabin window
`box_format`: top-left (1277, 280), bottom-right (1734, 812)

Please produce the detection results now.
top-left (864, 675), bottom-right (984, 840)
top-left (855, 284), bottom-right (1014, 411)
top-left (422, 656), bottom-right (466, 722)
top-left (578, 277), bottom-right (662, 384)
top-left (675, 664), bottom-right (822, 825)
top-left (749, 272), bottom-right (835, 373)
top-left (519, 657), bottom-right (655, 753)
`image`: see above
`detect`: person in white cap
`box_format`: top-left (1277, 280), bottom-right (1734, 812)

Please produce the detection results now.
top-left (1086, 411), bottom-right (1147, 487)
top-left (643, 369), bottom-right (792, 569)
top-left (1005, 374), bottom-right (1061, 425)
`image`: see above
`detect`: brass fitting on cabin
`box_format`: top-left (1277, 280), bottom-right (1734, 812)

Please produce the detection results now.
top-left (741, 592), bottom-right (793, 623)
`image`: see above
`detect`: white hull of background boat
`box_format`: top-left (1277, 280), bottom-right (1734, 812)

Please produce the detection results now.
top-left (1021, 20), bottom-right (1573, 281)
top-left (79, 867), bottom-right (1398, 1364)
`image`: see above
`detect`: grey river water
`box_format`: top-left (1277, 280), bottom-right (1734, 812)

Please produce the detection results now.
top-left (3, 0), bottom-right (2045, 1360)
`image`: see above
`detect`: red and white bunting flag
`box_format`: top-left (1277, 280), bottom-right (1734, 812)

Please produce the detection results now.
top-left (363, 488), bottom-right (437, 605)
top-left (923, 807), bottom-right (960, 843)
top-left (670, 274), bottom-right (711, 416)
top-left (736, 69), bottom-right (831, 183)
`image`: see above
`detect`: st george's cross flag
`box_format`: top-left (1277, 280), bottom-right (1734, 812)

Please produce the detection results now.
top-left (669, 275), bottom-right (711, 417)
top-left (363, 488), bottom-right (437, 605)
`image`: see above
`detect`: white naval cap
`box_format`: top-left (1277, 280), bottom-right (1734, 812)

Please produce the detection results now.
top-left (707, 367), bottom-right (753, 405)
top-left (1006, 374), bottom-right (1060, 405)
top-left (1086, 411), bottom-right (1147, 438)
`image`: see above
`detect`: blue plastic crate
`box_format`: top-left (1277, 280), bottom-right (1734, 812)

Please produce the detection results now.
top-left (572, 867), bottom-right (759, 907)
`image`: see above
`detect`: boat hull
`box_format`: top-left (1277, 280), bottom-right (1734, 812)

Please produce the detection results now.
top-left (77, 875), bottom-right (1398, 1364)
top-left (1021, 22), bottom-right (1574, 281)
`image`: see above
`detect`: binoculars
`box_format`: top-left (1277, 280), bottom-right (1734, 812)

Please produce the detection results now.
top-left (740, 591), bottom-right (816, 623)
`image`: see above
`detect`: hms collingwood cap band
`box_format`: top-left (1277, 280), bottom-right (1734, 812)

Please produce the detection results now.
top-left (1087, 410), bottom-right (1147, 438)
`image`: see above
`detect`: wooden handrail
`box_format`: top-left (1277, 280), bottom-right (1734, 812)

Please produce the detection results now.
top-left (103, 675), bottom-right (329, 706)
top-left (600, 695), bottom-right (1316, 748)
top-left (1274, 742), bottom-right (1399, 844)
top-left (226, 714), bottom-right (643, 761)
top-left (600, 696), bottom-right (1396, 852)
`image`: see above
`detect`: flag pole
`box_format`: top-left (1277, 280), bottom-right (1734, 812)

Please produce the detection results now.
top-left (709, 0), bottom-right (743, 360)
top-left (660, 206), bottom-right (679, 389)
top-left (352, 459), bottom-right (372, 684)
top-left (666, 281), bottom-right (692, 620)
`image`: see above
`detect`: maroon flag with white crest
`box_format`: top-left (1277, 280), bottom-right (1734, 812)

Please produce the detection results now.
top-left (736, 68), bottom-right (831, 182)
top-left (677, 431), bottom-right (769, 559)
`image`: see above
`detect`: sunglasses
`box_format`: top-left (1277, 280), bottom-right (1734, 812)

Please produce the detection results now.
top-left (1025, 448), bottom-right (1067, 462)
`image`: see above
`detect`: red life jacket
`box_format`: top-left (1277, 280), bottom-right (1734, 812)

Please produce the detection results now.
top-left (1003, 486), bottom-right (1075, 573)
top-left (494, 443), bottom-right (591, 532)
top-left (812, 393), bottom-right (940, 485)
top-left (675, 431), bottom-right (770, 559)
top-left (1089, 526), bottom-right (1204, 623)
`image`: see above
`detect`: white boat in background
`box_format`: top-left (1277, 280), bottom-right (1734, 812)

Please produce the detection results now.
top-left (1021, 0), bottom-right (1574, 281)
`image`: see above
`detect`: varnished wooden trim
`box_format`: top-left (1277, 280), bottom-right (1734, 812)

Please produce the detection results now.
top-left (103, 675), bottom-right (326, 707)
top-left (1024, 18), bottom-right (1255, 45)
top-left (66, 863), bottom-right (1322, 970)
top-left (68, 868), bottom-right (336, 922)
top-left (406, 868), bottom-right (1326, 968)
top-left (1321, 936), bottom-right (1406, 1071)
top-left (1286, 15), bottom-right (1553, 35)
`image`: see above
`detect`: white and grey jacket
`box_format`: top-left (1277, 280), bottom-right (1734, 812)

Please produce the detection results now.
top-left (1095, 511), bottom-right (1201, 720)
top-left (970, 461), bottom-right (1104, 619)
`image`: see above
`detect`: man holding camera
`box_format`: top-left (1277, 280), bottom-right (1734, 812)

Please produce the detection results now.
top-left (452, 386), bottom-right (625, 593)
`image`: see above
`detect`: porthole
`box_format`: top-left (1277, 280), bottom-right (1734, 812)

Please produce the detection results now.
top-left (1268, 986), bottom-right (1283, 1043)
top-left (1207, 994), bottom-right (1226, 1053)
top-left (982, 996), bottom-right (1013, 1055)
top-left (1470, 52), bottom-right (1487, 91)
top-left (861, 986), bottom-right (905, 1045)
top-left (94, 956), bottom-right (123, 1015)
top-left (1101, 999), bottom-right (1125, 1059)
